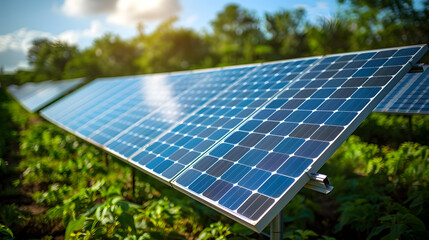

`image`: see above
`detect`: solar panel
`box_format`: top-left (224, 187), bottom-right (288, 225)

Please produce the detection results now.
top-left (40, 45), bottom-right (427, 232)
top-left (375, 65), bottom-right (429, 114)
top-left (172, 45), bottom-right (428, 231)
top-left (7, 78), bottom-right (84, 112)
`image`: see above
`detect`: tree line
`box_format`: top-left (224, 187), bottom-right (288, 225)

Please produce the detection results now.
top-left (3, 0), bottom-right (429, 85)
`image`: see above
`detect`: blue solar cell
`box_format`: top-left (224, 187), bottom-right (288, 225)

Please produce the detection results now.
top-left (219, 186), bottom-right (252, 210)
top-left (238, 169), bottom-right (271, 190)
top-left (258, 175), bottom-right (294, 198)
top-left (238, 149), bottom-right (268, 166)
top-left (274, 138), bottom-right (306, 154)
top-left (203, 180), bottom-right (233, 201)
top-left (277, 156), bottom-right (313, 177)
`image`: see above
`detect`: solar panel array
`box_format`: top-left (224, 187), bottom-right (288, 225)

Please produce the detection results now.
top-left (41, 45), bottom-right (427, 232)
top-left (375, 65), bottom-right (429, 114)
top-left (7, 78), bottom-right (84, 112)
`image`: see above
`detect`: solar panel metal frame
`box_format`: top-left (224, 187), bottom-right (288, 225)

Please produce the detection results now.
top-left (170, 45), bottom-right (428, 232)
top-left (374, 65), bottom-right (429, 115)
top-left (7, 78), bottom-right (85, 112)
top-left (39, 45), bottom-right (428, 233)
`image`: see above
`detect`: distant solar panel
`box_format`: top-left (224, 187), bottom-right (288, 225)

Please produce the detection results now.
top-left (7, 78), bottom-right (84, 112)
top-left (375, 65), bottom-right (429, 114)
top-left (40, 45), bottom-right (427, 232)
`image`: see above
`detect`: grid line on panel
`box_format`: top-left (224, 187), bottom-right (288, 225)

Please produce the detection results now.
top-left (93, 71), bottom-right (219, 147)
top-left (171, 45), bottom-right (427, 232)
top-left (43, 77), bottom-right (141, 131)
top-left (78, 73), bottom-right (193, 138)
top-left (395, 71), bottom-right (426, 112)
top-left (128, 57), bottom-right (321, 183)
top-left (104, 66), bottom-right (260, 162)
top-left (41, 79), bottom-right (105, 120)
top-left (375, 66), bottom-right (429, 114)
top-left (65, 78), bottom-right (152, 133)
top-left (45, 78), bottom-right (130, 122)
top-left (377, 72), bottom-right (421, 111)
top-left (127, 64), bottom-right (262, 159)
top-left (75, 81), bottom-right (151, 134)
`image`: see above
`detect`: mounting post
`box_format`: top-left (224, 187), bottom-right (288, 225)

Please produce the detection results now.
top-left (270, 210), bottom-right (283, 240)
top-left (408, 115), bottom-right (413, 141)
top-left (131, 167), bottom-right (136, 198)
top-left (409, 63), bottom-right (424, 73)
top-left (102, 152), bottom-right (109, 167)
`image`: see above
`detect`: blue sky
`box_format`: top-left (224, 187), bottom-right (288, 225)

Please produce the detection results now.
top-left (0, 0), bottom-right (339, 72)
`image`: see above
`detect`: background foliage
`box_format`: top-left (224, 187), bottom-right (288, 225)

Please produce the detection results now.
top-left (0, 1), bottom-right (428, 239)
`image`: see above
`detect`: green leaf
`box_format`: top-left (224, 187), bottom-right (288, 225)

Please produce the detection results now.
top-left (0, 224), bottom-right (14, 240)
top-left (65, 215), bottom-right (86, 240)
top-left (118, 212), bottom-right (137, 234)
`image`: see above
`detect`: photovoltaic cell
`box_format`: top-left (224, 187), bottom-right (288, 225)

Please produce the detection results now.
top-left (40, 45), bottom-right (428, 232)
top-left (375, 66), bottom-right (429, 114)
top-left (7, 78), bottom-right (84, 112)
top-left (130, 57), bottom-right (319, 182)
top-left (102, 66), bottom-right (257, 160)
top-left (172, 45), bottom-right (427, 231)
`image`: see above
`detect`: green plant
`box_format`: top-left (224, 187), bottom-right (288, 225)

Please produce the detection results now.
top-left (0, 224), bottom-right (14, 240)
top-left (66, 196), bottom-right (143, 240)
top-left (33, 183), bottom-right (73, 206)
top-left (0, 204), bottom-right (29, 228)
top-left (197, 221), bottom-right (232, 240)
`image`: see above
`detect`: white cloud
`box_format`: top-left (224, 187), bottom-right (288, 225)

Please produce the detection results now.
top-left (316, 1), bottom-right (328, 10)
top-left (58, 20), bottom-right (104, 44)
top-left (0, 22), bottom-right (105, 72)
top-left (0, 28), bottom-right (52, 53)
top-left (61, 0), bottom-right (181, 26)
top-left (108, 0), bottom-right (181, 26)
top-left (62, 0), bottom-right (117, 16)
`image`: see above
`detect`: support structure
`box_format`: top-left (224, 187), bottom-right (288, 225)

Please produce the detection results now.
top-left (131, 167), bottom-right (136, 197)
top-left (304, 172), bottom-right (333, 194)
top-left (270, 210), bottom-right (283, 240)
top-left (408, 115), bottom-right (413, 141)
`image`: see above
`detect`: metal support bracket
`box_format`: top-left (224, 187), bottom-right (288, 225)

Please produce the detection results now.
top-left (304, 172), bottom-right (333, 194)
top-left (409, 62), bottom-right (424, 73)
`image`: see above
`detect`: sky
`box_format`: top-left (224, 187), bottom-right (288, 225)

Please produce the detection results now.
top-left (0, 0), bottom-right (339, 73)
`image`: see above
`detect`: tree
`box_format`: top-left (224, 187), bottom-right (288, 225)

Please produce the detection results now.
top-left (307, 16), bottom-right (355, 55)
top-left (265, 8), bottom-right (310, 59)
top-left (210, 4), bottom-right (270, 65)
top-left (28, 38), bottom-right (78, 81)
top-left (65, 33), bottom-right (141, 79)
top-left (134, 18), bottom-right (211, 73)
top-left (337, 0), bottom-right (429, 51)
